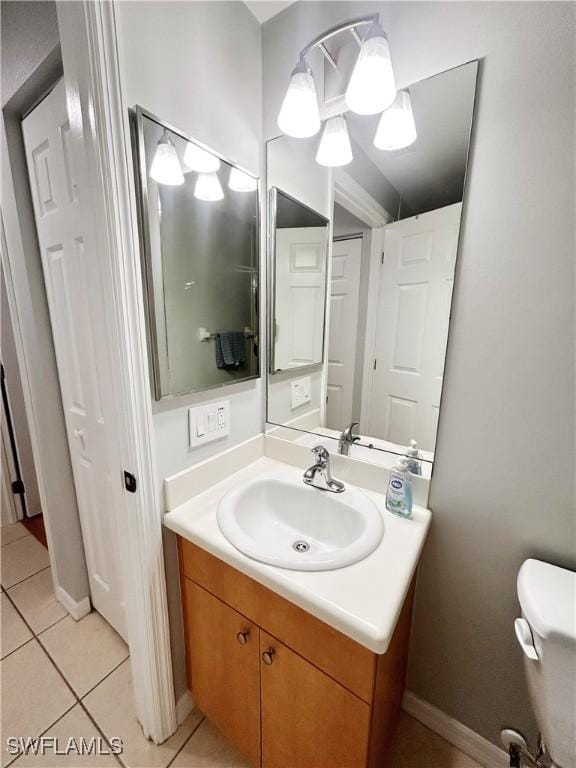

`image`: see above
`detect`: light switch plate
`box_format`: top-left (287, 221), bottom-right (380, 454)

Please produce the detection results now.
top-left (290, 377), bottom-right (312, 410)
top-left (189, 400), bottom-right (230, 448)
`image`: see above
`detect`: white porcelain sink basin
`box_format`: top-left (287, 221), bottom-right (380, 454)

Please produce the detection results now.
top-left (217, 469), bottom-right (384, 571)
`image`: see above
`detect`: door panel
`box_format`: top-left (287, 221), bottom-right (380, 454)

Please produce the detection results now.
top-left (326, 238), bottom-right (362, 429)
top-left (22, 80), bottom-right (126, 637)
top-left (260, 631), bottom-right (370, 768)
top-left (368, 204), bottom-right (461, 451)
top-left (183, 579), bottom-right (260, 767)
top-left (274, 227), bottom-right (328, 370)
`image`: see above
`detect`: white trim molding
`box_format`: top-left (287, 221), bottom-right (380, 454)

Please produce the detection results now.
top-left (176, 690), bottom-right (195, 726)
top-left (56, 0), bottom-right (177, 743)
top-left (333, 169), bottom-right (392, 229)
top-left (56, 587), bottom-right (92, 622)
top-left (402, 691), bottom-right (509, 768)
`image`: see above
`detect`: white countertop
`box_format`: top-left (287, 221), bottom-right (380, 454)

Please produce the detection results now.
top-left (164, 456), bottom-right (432, 654)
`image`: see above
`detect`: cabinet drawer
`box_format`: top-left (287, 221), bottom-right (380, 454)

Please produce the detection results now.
top-left (178, 538), bottom-right (376, 703)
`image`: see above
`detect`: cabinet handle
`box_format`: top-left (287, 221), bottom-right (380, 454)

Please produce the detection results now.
top-left (262, 648), bottom-right (275, 665)
top-left (236, 630), bottom-right (250, 645)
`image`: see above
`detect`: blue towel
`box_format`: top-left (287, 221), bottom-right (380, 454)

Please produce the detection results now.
top-left (215, 331), bottom-right (246, 369)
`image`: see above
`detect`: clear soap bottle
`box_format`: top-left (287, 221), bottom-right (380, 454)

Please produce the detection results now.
top-left (386, 458), bottom-right (413, 518)
top-left (404, 439), bottom-right (422, 476)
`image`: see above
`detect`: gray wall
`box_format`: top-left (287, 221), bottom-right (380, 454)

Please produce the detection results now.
top-left (263, 0), bottom-right (576, 748)
top-left (1, 0), bottom-right (90, 604)
top-left (114, 0), bottom-right (263, 702)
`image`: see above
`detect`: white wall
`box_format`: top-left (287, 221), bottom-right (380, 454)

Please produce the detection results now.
top-left (114, 0), bottom-right (263, 701)
top-left (262, 0), bottom-right (576, 748)
top-left (116, 1), bottom-right (263, 480)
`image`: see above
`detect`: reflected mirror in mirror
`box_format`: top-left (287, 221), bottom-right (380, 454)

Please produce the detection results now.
top-left (270, 189), bottom-right (330, 373)
top-left (134, 108), bottom-right (260, 400)
top-left (266, 61), bottom-right (478, 473)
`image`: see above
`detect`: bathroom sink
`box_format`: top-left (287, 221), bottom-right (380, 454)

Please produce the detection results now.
top-left (217, 469), bottom-right (384, 571)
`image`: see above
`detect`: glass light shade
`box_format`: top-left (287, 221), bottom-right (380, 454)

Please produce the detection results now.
top-left (194, 172), bottom-right (224, 201)
top-left (277, 62), bottom-right (321, 138)
top-left (374, 90), bottom-right (417, 151)
top-left (345, 27), bottom-right (396, 115)
top-left (228, 167), bottom-right (257, 192)
top-left (183, 142), bottom-right (221, 173)
top-left (149, 134), bottom-right (184, 186)
top-left (315, 116), bottom-right (353, 167)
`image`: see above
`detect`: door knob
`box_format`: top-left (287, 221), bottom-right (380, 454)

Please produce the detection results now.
top-left (262, 648), bottom-right (275, 665)
top-left (236, 630), bottom-right (249, 645)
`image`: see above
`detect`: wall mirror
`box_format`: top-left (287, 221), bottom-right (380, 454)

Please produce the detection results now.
top-left (266, 61), bottom-right (478, 473)
top-left (133, 108), bottom-right (260, 400)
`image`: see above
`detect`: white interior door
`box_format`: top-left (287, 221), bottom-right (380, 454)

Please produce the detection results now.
top-left (368, 203), bottom-right (461, 451)
top-left (273, 227), bottom-right (328, 371)
top-left (326, 237), bottom-right (362, 429)
top-left (22, 80), bottom-right (126, 638)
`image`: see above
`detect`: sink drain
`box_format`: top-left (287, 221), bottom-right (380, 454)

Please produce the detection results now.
top-left (292, 540), bottom-right (310, 553)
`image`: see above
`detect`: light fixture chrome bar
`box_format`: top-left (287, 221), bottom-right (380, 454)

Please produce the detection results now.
top-left (350, 27), bottom-right (363, 48)
top-left (319, 43), bottom-right (338, 71)
top-left (300, 14), bottom-right (379, 61)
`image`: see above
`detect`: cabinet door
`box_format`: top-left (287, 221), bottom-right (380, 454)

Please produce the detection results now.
top-left (260, 631), bottom-right (371, 768)
top-left (182, 579), bottom-right (260, 766)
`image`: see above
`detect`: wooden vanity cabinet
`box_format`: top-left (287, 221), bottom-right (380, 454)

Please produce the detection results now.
top-left (179, 538), bottom-right (414, 768)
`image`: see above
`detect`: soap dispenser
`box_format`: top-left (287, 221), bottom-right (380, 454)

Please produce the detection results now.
top-left (404, 439), bottom-right (422, 476)
top-left (386, 458), bottom-right (413, 518)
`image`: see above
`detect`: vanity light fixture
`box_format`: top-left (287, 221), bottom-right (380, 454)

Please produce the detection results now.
top-left (374, 89), bottom-right (417, 150)
top-left (277, 58), bottom-right (321, 138)
top-left (149, 131), bottom-right (185, 186)
top-left (316, 115), bottom-right (353, 167)
top-left (345, 22), bottom-right (396, 115)
top-left (228, 167), bottom-right (258, 192)
top-left (183, 142), bottom-right (221, 173)
top-left (194, 172), bottom-right (224, 201)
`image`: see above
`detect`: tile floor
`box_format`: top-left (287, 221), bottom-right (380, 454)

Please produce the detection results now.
top-left (1, 521), bottom-right (483, 768)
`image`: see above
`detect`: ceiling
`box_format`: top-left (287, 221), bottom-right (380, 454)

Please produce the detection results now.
top-left (243, 1), bottom-right (294, 24)
top-left (348, 62), bottom-right (478, 216)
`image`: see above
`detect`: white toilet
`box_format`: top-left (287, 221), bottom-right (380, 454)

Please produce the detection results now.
top-left (516, 559), bottom-right (576, 768)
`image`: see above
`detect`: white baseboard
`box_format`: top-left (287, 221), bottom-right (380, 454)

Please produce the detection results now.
top-left (402, 691), bottom-right (509, 768)
top-left (176, 690), bottom-right (194, 725)
top-left (56, 586), bottom-right (91, 621)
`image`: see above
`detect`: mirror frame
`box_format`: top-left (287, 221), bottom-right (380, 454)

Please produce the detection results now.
top-left (267, 186), bottom-right (331, 376)
top-left (132, 106), bottom-right (261, 401)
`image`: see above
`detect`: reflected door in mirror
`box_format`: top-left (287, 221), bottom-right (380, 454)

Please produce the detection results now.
top-left (368, 204), bottom-right (460, 451)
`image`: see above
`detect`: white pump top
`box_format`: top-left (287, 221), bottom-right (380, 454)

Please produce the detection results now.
top-left (405, 439), bottom-right (420, 458)
top-left (517, 559), bottom-right (576, 641)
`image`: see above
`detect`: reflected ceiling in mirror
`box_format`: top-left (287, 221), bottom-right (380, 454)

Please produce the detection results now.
top-left (266, 61), bottom-right (478, 472)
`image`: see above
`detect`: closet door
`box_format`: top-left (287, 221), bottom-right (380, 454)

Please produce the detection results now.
top-left (182, 579), bottom-right (260, 766)
top-left (260, 631), bottom-right (371, 768)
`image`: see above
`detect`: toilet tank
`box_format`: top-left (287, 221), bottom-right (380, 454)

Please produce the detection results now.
top-left (517, 559), bottom-right (576, 768)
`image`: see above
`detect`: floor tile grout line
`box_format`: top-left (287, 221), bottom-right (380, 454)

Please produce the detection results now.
top-left (2, 700), bottom-right (80, 768)
top-left (0, 634), bottom-right (36, 663)
top-left (165, 715), bottom-right (207, 768)
top-left (79, 654), bottom-right (131, 701)
top-left (1, 565), bottom-right (51, 591)
top-left (31, 612), bottom-right (69, 637)
top-left (75, 697), bottom-right (125, 768)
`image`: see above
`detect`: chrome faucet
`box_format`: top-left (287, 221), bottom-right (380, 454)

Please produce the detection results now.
top-left (303, 446), bottom-right (345, 493)
top-left (338, 421), bottom-right (361, 456)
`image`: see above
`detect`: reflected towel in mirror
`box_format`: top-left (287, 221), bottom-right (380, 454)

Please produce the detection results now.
top-left (215, 331), bottom-right (247, 369)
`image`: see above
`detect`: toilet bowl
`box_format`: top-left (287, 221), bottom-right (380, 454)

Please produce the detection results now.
top-left (516, 559), bottom-right (576, 768)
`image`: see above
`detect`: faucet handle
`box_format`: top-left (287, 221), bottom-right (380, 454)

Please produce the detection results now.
top-left (311, 445), bottom-right (329, 463)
